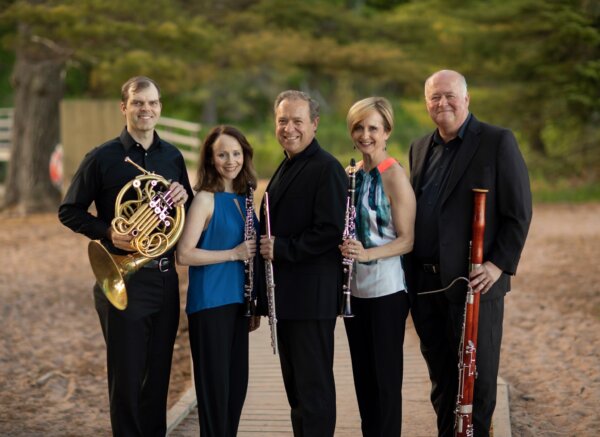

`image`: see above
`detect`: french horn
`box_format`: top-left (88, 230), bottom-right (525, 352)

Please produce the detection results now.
top-left (88, 157), bottom-right (185, 310)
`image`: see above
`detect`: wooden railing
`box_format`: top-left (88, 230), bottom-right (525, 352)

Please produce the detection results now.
top-left (156, 116), bottom-right (202, 165)
top-left (0, 108), bottom-right (202, 168)
top-left (0, 108), bottom-right (13, 163)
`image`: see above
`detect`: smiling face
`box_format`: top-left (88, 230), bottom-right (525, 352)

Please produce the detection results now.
top-left (120, 83), bottom-right (162, 138)
top-left (351, 110), bottom-right (390, 156)
top-left (425, 71), bottom-right (470, 140)
top-left (275, 98), bottom-right (319, 158)
top-left (211, 134), bottom-right (244, 186)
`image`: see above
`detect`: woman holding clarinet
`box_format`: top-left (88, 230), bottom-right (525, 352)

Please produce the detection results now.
top-left (176, 125), bottom-right (260, 437)
top-left (339, 97), bottom-right (416, 437)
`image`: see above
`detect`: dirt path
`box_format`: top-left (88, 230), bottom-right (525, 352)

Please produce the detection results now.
top-left (1, 203), bottom-right (598, 436)
top-left (0, 213), bottom-right (191, 436)
top-left (500, 203), bottom-right (600, 436)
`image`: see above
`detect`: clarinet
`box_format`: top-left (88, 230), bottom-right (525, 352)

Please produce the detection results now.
top-left (340, 159), bottom-right (357, 318)
top-left (263, 192), bottom-right (278, 355)
top-left (243, 184), bottom-right (257, 317)
top-left (455, 188), bottom-right (488, 437)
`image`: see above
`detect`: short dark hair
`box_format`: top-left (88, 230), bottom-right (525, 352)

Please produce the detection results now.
top-left (120, 76), bottom-right (161, 103)
top-left (194, 125), bottom-right (257, 194)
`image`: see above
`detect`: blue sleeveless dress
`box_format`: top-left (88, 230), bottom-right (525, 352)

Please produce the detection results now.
top-left (186, 192), bottom-right (247, 315)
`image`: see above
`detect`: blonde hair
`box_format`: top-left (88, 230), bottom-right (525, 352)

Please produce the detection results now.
top-left (346, 97), bottom-right (394, 134)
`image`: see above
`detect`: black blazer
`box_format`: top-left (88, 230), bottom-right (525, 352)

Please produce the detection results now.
top-left (406, 115), bottom-right (532, 302)
top-left (258, 139), bottom-right (347, 319)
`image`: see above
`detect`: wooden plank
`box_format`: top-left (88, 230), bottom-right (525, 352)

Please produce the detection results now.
top-left (158, 116), bottom-right (201, 133)
top-left (180, 149), bottom-right (198, 163)
top-left (157, 129), bottom-right (201, 148)
top-left (0, 149), bottom-right (11, 161)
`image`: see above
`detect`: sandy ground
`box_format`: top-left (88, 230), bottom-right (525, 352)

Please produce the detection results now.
top-left (0, 203), bottom-right (599, 436)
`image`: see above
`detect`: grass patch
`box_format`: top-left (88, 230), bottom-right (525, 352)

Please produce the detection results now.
top-left (532, 178), bottom-right (600, 203)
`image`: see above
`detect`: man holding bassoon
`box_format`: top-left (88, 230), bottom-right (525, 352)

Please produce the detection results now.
top-left (405, 70), bottom-right (532, 437)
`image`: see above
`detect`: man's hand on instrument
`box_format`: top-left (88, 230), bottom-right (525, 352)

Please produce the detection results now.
top-left (260, 235), bottom-right (275, 260)
top-left (108, 227), bottom-right (135, 251)
top-left (469, 261), bottom-right (502, 294)
top-left (169, 181), bottom-right (189, 207)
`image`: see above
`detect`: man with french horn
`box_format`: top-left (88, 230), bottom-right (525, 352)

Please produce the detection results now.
top-left (59, 76), bottom-right (193, 436)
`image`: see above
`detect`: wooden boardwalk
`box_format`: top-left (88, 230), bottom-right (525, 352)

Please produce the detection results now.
top-left (167, 316), bottom-right (511, 436)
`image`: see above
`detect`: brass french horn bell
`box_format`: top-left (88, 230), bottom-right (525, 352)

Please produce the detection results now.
top-left (88, 157), bottom-right (185, 310)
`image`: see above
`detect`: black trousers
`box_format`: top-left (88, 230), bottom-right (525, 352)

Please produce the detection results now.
top-left (188, 303), bottom-right (249, 437)
top-left (277, 319), bottom-right (337, 437)
top-left (94, 267), bottom-right (180, 437)
top-left (410, 272), bottom-right (503, 437)
top-left (344, 291), bottom-right (410, 437)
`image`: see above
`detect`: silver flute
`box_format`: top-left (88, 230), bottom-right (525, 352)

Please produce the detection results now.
top-left (243, 184), bottom-right (257, 317)
top-left (263, 192), bottom-right (278, 355)
top-left (340, 158), bottom-right (357, 318)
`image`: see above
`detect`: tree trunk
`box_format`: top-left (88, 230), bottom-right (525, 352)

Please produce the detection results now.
top-left (527, 121), bottom-right (547, 157)
top-left (3, 51), bottom-right (64, 213)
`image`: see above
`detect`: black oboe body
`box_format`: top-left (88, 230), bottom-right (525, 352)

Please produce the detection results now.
top-left (243, 185), bottom-right (256, 317)
top-left (340, 159), bottom-right (357, 318)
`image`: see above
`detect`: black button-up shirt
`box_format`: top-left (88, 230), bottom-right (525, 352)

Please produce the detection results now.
top-left (59, 127), bottom-right (193, 255)
top-left (413, 114), bottom-right (472, 262)
top-left (267, 138), bottom-right (320, 201)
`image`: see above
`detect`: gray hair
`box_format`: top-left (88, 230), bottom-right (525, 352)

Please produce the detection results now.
top-left (273, 90), bottom-right (320, 122)
top-left (424, 70), bottom-right (468, 96)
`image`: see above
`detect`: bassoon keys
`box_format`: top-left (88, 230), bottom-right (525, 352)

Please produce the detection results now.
top-left (455, 188), bottom-right (488, 437)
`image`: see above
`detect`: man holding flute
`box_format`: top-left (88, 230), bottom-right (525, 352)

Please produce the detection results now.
top-left (258, 90), bottom-right (347, 437)
top-left (405, 70), bottom-right (532, 437)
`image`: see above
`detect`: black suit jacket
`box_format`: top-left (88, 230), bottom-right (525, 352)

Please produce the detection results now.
top-left (258, 139), bottom-right (347, 319)
top-left (406, 115), bottom-right (532, 302)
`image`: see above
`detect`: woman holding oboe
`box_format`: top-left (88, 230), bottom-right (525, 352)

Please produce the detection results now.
top-left (177, 125), bottom-right (260, 437)
top-left (339, 97), bottom-right (416, 437)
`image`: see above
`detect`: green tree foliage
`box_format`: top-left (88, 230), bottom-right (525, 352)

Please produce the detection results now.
top-left (0, 0), bottom-right (598, 209)
top-left (431, 0), bottom-right (600, 178)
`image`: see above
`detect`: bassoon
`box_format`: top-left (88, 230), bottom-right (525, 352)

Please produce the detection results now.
top-left (340, 158), bottom-right (357, 318)
top-left (242, 184), bottom-right (257, 317)
top-left (455, 188), bottom-right (488, 437)
top-left (263, 192), bottom-right (278, 355)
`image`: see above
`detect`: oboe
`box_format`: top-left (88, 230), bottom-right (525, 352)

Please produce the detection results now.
top-left (340, 158), bottom-right (357, 318)
top-left (455, 188), bottom-right (488, 437)
top-left (243, 184), bottom-right (257, 317)
top-left (263, 192), bottom-right (278, 355)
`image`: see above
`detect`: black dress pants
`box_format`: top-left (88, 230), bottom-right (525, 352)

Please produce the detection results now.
top-left (277, 319), bottom-right (337, 437)
top-left (410, 272), bottom-right (503, 437)
top-left (188, 303), bottom-right (249, 437)
top-left (94, 267), bottom-right (180, 437)
top-left (344, 291), bottom-right (410, 437)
